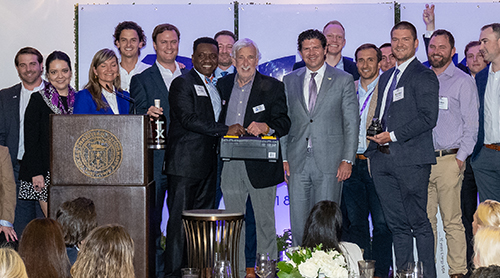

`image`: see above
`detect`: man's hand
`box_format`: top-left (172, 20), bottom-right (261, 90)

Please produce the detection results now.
top-left (423, 4), bottom-right (435, 31)
top-left (247, 121), bottom-right (269, 136)
top-left (0, 226), bottom-right (17, 242)
top-left (456, 158), bottom-right (465, 172)
top-left (283, 161), bottom-right (290, 183)
top-left (336, 161), bottom-right (352, 182)
top-left (32, 175), bottom-right (45, 192)
top-left (227, 124), bottom-right (245, 136)
top-left (367, 131), bottom-right (392, 145)
top-left (147, 105), bottom-right (163, 121)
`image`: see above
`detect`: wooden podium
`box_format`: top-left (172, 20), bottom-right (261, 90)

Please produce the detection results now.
top-left (48, 115), bottom-right (154, 278)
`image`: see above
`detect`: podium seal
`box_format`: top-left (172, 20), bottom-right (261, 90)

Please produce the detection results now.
top-left (73, 129), bottom-right (123, 178)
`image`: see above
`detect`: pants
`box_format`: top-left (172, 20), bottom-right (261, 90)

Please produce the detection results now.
top-left (461, 156), bottom-right (477, 276)
top-left (471, 146), bottom-right (500, 202)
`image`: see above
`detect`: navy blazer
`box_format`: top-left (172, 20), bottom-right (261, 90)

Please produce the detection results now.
top-left (365, 58), bottom-right (439, 165)
top-left (292, 57), bottom-right (360, 81)
top-left (471, 64), bottom-right (489, 161)
top-left (73, 88), bottom-right (130, 114)
top-left (217, 71), bottom-right (291, 188)
top-left (164, 69), bottom-right (229, 179)
top-left (0, 83), bottom-right (22, 171)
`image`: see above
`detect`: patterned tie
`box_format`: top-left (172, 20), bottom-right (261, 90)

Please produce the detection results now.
top-left (381, 68), bottom-right (400, 129)
top-left (308, 72), bottom-right (318, 112)
top-left (221, 71), bottom-right (228, 77)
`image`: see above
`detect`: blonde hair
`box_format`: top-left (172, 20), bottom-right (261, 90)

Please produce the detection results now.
top-left (476, 199), bottom-right (500, 227)
top-left (71, 224), bottom-right (135, 278)
top-left (474, 226), bottom-right (500, 268)
top-left (0, 248), bottom-right (28, 278)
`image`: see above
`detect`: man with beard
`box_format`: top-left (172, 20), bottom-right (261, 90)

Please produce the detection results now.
top-left (365, 21), bottom-right (439, 278)
top-left (426, 29), bottom-right (478, 278)
top-left (214, 30), bottom-right (236, 80)
top-left (0, 47), bottom-right (46, 238)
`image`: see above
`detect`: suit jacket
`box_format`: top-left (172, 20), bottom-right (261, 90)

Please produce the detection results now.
top-left (164, 69), bottom-right (229, 179)
top-left (471, 64), bottom-right (489, 161)
top-left (218, 71), bottom-right (291, 188)
top-left (365, 58), bottom-right (439, 165)
top-left (73, 89), bottom-right (130, 114)
top-left (293, 57), bottom-right (360, 81)
top-left (0, 145), bottom-right (16, 224)
top-left (281, 64), bottom-right (359, 174)
top-left (0, 83), bottom-right (22, 173)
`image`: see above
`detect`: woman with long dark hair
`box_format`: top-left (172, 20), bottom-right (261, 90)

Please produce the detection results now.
top-left (74, 48), bottom-right (130, 114)
top-left (18, 50), bottom-right (76, 216)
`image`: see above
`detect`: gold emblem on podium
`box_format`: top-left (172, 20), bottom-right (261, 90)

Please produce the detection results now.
top-left (73, 129), bottom-right (123, 178)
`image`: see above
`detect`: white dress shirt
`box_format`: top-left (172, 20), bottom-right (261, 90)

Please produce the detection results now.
top-left (484, 65), bottom-right (500, 144)
top-left (156, 60), bottom-right (182, 90)
top-left (18, 81), bottom-right (45, 160)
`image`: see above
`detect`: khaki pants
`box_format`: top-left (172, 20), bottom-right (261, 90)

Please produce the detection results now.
top-left (427, 154), bottom-right (467, 275)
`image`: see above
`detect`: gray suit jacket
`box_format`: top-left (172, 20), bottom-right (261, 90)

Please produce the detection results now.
top-left (282, 64), bottom-right (359, 174)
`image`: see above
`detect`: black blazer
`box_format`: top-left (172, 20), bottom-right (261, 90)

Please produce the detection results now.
top-left (164, 69), bottom-right (229, 179)
top-left (217, 71), bottom-right (291, 188)
top-left (0, 83), bottom-right (21, 173)
top-left (292, 57), bottom-right (360, 81)
top-left (365, 58), bottom-right (439, 166)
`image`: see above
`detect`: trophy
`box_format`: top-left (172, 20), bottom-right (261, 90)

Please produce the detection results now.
top-left (367, 118), bottom-right (383, 137)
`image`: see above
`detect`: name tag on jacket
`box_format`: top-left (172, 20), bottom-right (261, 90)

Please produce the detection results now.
top-left (194, 85), bottom-right (208, 97)
top-left (253, 104), bottom-right (265, 113)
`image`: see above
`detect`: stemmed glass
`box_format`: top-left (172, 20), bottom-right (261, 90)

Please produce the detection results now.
top-left (256, 253), bottom-right (272, 278)
top-left (212, 260), bottom-right (231, 278)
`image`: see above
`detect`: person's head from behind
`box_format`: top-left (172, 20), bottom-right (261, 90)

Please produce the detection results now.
top-left (71, 224), bottom-right (135, 278)
top-left (18, 218), bottom-right (70, 278)
top-left (471, 265), bottom-right (500, 278)
top-left (56, 197), bottom-right (97, 248)
top-left (0, 248), bottom-right (28, 278)
top-left (473, 226), bottom-right (500, 268)
top-left (302, 200), bottom-right (342, 250)
top-left (473, 199), bottom-right (500, 235)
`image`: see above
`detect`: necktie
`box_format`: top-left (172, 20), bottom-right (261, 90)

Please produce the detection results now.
top-left (221, 71), bottom-right (228, 77)
top-left (309, 72), bottom-right (318, 112)
top-left (381, 68), bottom-right (400, 129)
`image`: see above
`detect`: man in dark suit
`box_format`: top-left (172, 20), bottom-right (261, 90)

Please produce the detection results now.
top-left (293, 20), bottom-right (359, 81)
top-left (129, 23), bottom-right (188, 278)
top-left (0, 47), bottom-right (45, 238)
top-left (164, 37), bottom-right (244, 278)
top-left (365, 21), bottom-right (439, 278)
top-left (471, 23), bottom-right (500, 202)
top-left (217, 38), bottom-right (290, 278)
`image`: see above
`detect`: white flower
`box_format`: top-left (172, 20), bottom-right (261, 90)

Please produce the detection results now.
top-left (298, 259), bottom-right (319, 278)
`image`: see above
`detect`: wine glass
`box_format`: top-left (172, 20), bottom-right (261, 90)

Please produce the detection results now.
top-left (256, 253), bottom-right (272, 278)
top-left (212, 260), bottom-right (231, 278)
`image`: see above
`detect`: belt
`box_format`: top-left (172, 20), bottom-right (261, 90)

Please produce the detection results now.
top-left (356, 154), bottom-right (367, 160)
top-left (434, 148), bottom-right (458, 157)
top-left (484, 144), bottom-right (500, 151)
top-left (377, 145), bottom-right (390, 154)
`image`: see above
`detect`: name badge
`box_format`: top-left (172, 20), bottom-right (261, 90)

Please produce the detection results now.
top-left (253, 104), bottom-right (265, 113)
top-left (393, 87), bottom-right (404, 102)
top-left (439, 97), bottom-right (449, 110)
top-left (194, 85), bottom-right (208, 97)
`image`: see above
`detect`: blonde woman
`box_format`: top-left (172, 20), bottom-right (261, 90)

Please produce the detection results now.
top-left (473, 226), bottom-right (500, 268)
top-left (472, 199), bottom-right (500, 235)
top-left (0, 248), bottom-right (28, 278)
top-left (71, 224), bottom-right (135, 278)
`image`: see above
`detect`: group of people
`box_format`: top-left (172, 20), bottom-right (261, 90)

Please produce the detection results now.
top-left (1, 3), bottom-right (500, 278)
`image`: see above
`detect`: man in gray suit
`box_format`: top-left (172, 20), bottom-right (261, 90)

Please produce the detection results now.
top-left (282, 29), bottom-right (359, 246)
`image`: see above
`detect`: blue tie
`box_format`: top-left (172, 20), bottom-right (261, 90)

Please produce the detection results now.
top-left (381, 68), bottom-right (400, 129)
top-left (221, 71), bottom-right (228, 77)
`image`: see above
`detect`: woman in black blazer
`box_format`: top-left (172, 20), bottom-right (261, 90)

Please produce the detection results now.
top-left (18, 51), bottom-right (76, 216)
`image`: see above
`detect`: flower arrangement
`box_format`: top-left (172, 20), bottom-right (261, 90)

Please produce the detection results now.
top-left (277, 244), bottom-right (349, 278)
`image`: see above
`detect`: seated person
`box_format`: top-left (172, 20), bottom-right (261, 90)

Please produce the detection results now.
top-left (473, 226), bottom-right (500, 268)
top-left (71, 224), bottom-right (134, 278)
top-left (471, 265), bottom-right (500, 278)
top-left (302, 200), bottom-right (363, 276)
top-left (0, 247), bottom-right (28, 278)
top-left (473, 199), bottom-right (500, 235)
top-left (56, 197), bottom-right (97, 265)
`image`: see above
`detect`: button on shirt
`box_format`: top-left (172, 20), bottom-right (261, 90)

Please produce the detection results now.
top-left (119, 61), bottom-right (151, 91)
top-left (156, 60), bottom-right (182, 91)
top-left (484, 65), bottom-right (500, 144)
top-left (432, 63), bottom-right (479, 161)
top-left (357, 77), bottom-right (378, 153)
top-left (225, 74), bottom-right (255, 126)
top-left (18, 81), bottom-right (45, 160)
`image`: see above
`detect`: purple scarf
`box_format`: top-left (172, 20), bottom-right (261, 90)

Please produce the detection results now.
top-left (40, 82), bottom-right (76, 114)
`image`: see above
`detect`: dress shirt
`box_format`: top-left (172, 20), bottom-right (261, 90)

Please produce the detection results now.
top-left (156, 60), bottom-right (182, 91)
top-left (195, 70), bottom-right (221, 121)
top-left (101, 88), bottom-right (119, 114)
top-left (18, 81), bottom-right (45, 160)
top-left (225, 74), bottom-right (255, 127)
top-left (378, 56), bottom-right (417, 142)
top-left (432, 63), bottom-right (479, 161)
top-left (119, 60), bottom-right (151, 91)
top-left (357, 77), bottom-right (379, 153)
top-left (484, 65), bottom-right (500, 144)
top-left (303, 63), bottom-right (327, 105)
top-left (336, 56), bottom-right (345, 71)
top-left (214, 65), bottom-right (235, 81)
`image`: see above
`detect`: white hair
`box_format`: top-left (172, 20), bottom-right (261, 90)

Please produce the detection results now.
top-left (231, 38), bottom-right (262, 60)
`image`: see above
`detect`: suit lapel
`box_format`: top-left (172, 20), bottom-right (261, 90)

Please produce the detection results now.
top-left (313, 65), bottom-right (335, 116)
top-left (366, 80), bottom-right (379, 130)
top-left (190, 69), bottom-right (216, 121)
top-left (294, 68), bottom-right (308, 114)
top-left (151, 64), bottom-right (169, 94)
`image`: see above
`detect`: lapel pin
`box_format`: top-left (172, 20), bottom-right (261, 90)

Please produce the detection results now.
top-left (328, 77), bottom-right (332, 80)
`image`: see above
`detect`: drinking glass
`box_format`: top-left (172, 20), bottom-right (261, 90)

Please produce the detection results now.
top-left (256, 253), bottom-right (272, 278)
top-left (212, 260), bottom-right (231, 278)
